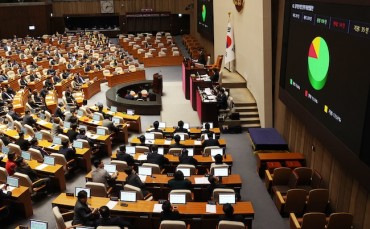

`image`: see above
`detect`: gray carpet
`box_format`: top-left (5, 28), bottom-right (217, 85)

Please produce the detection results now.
top-left (7, 36), bottom-right (288, 229)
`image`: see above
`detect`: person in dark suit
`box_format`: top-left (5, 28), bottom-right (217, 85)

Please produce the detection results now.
top-left (1, 88), bottom-right (13, 102)
top-left (53, 74), bottom-right (62, 84)
top-left (15, 131), bottom-right (30, 151)
top-left (148, 121), bottom-right (163, 133)
top-left (4, 85), bottom-right (15, 97)
top-left (174, 120), bottom-right (188, 134)
top-left (72, 190), bottom-right (98, 227)
top-left (168, 170), bottom-right (192, 190)
top-left (159, 200), bottom-right (180, 222)
top-left (15, 157), bottom-right (50, 191)
top-left (30, 138), bottom-right (49, 157)
top-left (170, 135), bottom-right (185, 149)
top-left (0, 185), bottom-right (12, 221)
top-left (66, 123), bottom-right (79, 142)
top-left (179, 148), bottom-right (198, 166)
top-left (206, 175), bottom-right (227, 200)
top-left (138, 135), bottom-right (146, 146)
top-left (40, 85), bottom-right (49, 98)
top-left (116, 145), bottom-right (135, 166)
top-left (8, 105), bottom-right (22, 121)
top-left (97, 104), bottom-right (110, 120)
top-left (217, 88), bottom-right (228, 110)
top-left (23, 110), bottom-right (37, 129)
top-left (124, 167), bottom-right (149, 196)
top-left (198, 49), bottom-right (207, 65)
top-left (19, 75), bottom-right (28, 87)
top-left (0, 130), bottom-right (11, 146)
top-left (57, 139), bottom-right (76, 162)
top-left (147, 145), bottom-right (169, 168)
top-left (44, 76), bottom-right (54, 90)
top-left (201, 122), bottom-right (213, 135)
top-left (219, 203), bottom-right (245, 225)
top-left (77, 128), bottom-right (95, 147)
top-left (96, 206), bottom-right (133, 229)
top-left (202, 133), bottom-right (219, 148)
top-left (102, 118), bottom-right (118, 134)
top-left (54, 102), bottom-right (65, 120)
top-left (210, 68), bottom-right (220, 83)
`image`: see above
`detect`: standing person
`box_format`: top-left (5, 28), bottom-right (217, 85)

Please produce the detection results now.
top-left (72, 190), bottom-right (98, 227)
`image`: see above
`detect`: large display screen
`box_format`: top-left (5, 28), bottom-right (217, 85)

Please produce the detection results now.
top-left (279, 0), bottom-right (370, 166)
top-left (197, 0), bottom-right (214, 41)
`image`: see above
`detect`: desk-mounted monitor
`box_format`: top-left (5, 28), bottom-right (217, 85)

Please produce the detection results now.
top-left (169, 193), bottom-right (186, 204)
top-left (218, 193), bottom-right (236, 204)
top-left (75, 187), bottom-right (91, 198)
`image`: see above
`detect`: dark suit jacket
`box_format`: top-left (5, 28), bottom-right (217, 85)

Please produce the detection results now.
top-left (160, 210), bottom-right (181, 222)
top-left (179, 155), bottom-right (198, 166)
top-left (148, 128), bottom-right (163, 133)
top-left (58, 146), bottom-right (76, 161)
top-left (73, 200), bottom-right (96, 226)
top-left (15, 138), bottom-right (30, 151)
top-left (147, 152), bottom-right (169, 168)
top-left (116, 152), bottom-right (135, 166)
top-left (1, 92), bottom-right (12, 101)
top-left (168, 178), bottom-right (192, 190)
top-left (126, 173), bottom-right (145, 189)
top-left (202, 139), bottom-right (220, 148)
top-left (8, 111), bottom-right (22, 121)
top-left (174, 127), bottom-right (188, 134)
top-left (54, 107), bottom-right (65, 119)
top-left (66, 129), bottom-right (79, 142)
top-left (23, 114), bottom-right (37, 127)
top-left (15, 165), bottom-right (39, 182)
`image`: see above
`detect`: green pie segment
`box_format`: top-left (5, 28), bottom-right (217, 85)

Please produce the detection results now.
top-left (308, 37), bottom-right (330, 90)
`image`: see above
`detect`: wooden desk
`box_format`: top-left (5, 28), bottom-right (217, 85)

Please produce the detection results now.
top-left (81, 79), bottom-right (101, 99)
top-left (106, 70), bottom-right (146, 87)
top-left (142, 55), bottom-right (183, 67)
top-left (190, 77), bottom-right (215, 111)
top-left (6, 186), bottom-right (33, 217)
top-left (196, 89), bottom-right (218, 126)
top-left (182, 62), bottom-right (208, 100)
top-left (28, 78), bottom-right (47, 92)
top-left (256, 152), bottom-right (306, 177)
top-left (52, 193), bottom-right (254, 229)
top-left (146, 127), bottom-right (221, 139)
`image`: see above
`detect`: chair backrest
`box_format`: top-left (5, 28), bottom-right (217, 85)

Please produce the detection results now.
top-left (53, 206), bottom-right (67, 229)
top-left (13, 172), bottom-right (33, 193)
top-left (8, 143), bottom-right (21, 155)
top-left (204, 146), bottom-right (221, 156)
top-left (5, 114), bottom-right (14, 123)
top-left (76, 139), bottom-right (90, 148)
top-left (174, 133), bottom-right (189, 140)
top-left (272, 167), bottom-right (292, 186)
top-left (169, 189), bottom-right (193, 202)
top-left (41, 130), bottom-right (53, 142)
top-left (210, 164), bottom-right (229, 176)
top-left (300, 212), bottom-right (326, 229)
top-left (0, 139), bottom-right (3, 149)
top-left (24, 124), bottom-right (35, 137)
top-left (111, 160), bottom-right (129, 172)
top-left (136, 146), bottom-right (150, 154)
top-left (168, 148), bottom-right (182, 156)
top-left (58, 134), bottom-right (70, 143)
top-left (50, 153), bottom-right (67, 172)
top-left (142, 163), bottom-right (161, 174)
top-left (152, 132), bottom-right (163, 139)
top-left (0, 167), bottom-right (8, 184)
top-left (96, 226), bottom-right (121, 229)
top-left (124, 184), bottom-right (144, 200)
top-left (326, 213), bottom-right (353, 229)
top-left (13, 120), bottom-right (22, 132)
top-left (86, 181), bottom-right (108, 197)
top-left (218, 220), bottom-right (245, 229)
top-left (212, 188), bottom-right (235, 203)
top-left (284, 189), bottom-right (307, 216)
top-left (160, 220), bottom-right (186, 229)
top-left (93, 112), bottom-right (104, 121)
top-left (294, 167), bottom-right (313, 186)
top-left (29, 148), bottom-right (44, 162)
top-left (177, 164), bottom-right (196, 175)
top-left (306, 189), bottom-right (329, 213)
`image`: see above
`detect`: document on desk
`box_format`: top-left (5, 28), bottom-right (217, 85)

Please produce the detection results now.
top-left (88, 134), bottom-right (99, 139)
top-left (194, 177), bottom-right (210, 184)
top-left (106, 200), bottom-right (118, 210)
top-left (206, 204), bottom-right (216, 213)
top-left (153, 204), bottom-right (163, 213)
top-left (139, 175), bottom-right (147, 182)
top-left (164, 140), bottom-right (172, 145)
top-left (36, 164), bottom-right (49, 170)
top-left (194, 140), bottom-right (202, 145)
top-left (0, 184), bottom-right (15, 192)
top-left (138, 154), bottom-right (147, 161)
top-left (37, 120), bottom-right (47, 125)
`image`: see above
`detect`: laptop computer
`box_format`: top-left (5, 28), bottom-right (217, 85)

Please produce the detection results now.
top-left (186, 148), bottom-right (194, 156)
top-left (145, 133), bottom-right (155, 140)
top-left (73, 140), bottom-right (83, 149)
top-left (169, 193), bottom-right (186, 204)
top-left (51, 136), bottom-right (62, 148)
top-left (211, 148), bottom-right (224, 157)
top-left (138, 166), bottom-right (152, 176)
top-left (176, 167), bottom-right (191, 177)
top-left (43, 156), bottom-right (55, 166)
top-left (77, 110), bottom-right (84, 117)
top-left (30, 219), bottom-right (48, 229)
top-left (92, 113), bottom-right (101, 121)
top-left (218, 193), bottom-right (236, 204)
top-left (75, 187), bottom-right (91, 198)
top-left (120, 190), bottom-right (137, 202)
top-left (104, 164), bottom-right (116, 176)
top-left (78, 125), bottom-right (87, 131)
top-left (35, 132), bottom-right (43, 140)
top-left (21, 151), bottom-right (31, 161)
top-left (112, 116), bottom-right (121, 125)
top-left (213, 167), bottom-right (229, 177)
top-left (183, 123), bottom-right (189, 129)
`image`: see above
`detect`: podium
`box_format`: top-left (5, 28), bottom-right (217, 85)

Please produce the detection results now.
top-left (152, 73), bottom-right (163, 95)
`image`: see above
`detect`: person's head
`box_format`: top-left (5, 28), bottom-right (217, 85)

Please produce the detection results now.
top-left (174, 134), bottom-right (181, 143)
top-left (118, 145), bottom-right (126, 153)
top-left (214, 154), bottom-right (223, 164)
top-left (30, 138), bottom-right (38, 146)
top-left (15, 156), bottom-right (24, 166)
top-left (58, 102), bottom-right (64, 108)
top-left (139, 135), bottom-right (145, 144)
top-left (219, 88), bottom-right (225, 94)
top-left (8, 152), bottom-right (16, 161)
top-left (151, 145), bottom-right (158, 153)
top-left (153, 121), bottom-right (159, 129)
top-left (204, 123), bottom-right (210, 130)
top-left (25, 110), bottom-right (30, 115)
top-left (62, 139), bottom-right (69, 147)
top-left (162, 200), bottom-right (172, 212)
top-left (98, 104), bottom-right (103, 111)
top-left (99, 206), bottom-right (110, 219)
top-left (223, 203), bottom-right (234, 217)
top-left (53, 117), bottom-right (60, 124)
top-left (93, 159), bottom-right (103, 168)
top-left (19, 131), bottom-right (24, 138)
top-left (77, 190), bottom-right (88, 203)
top-left (181, 148), bottom-right (188, 157)
top-left (83, 99), bottom-right (87, 106)
top-left (79, 128), bottom-right (86, 135)
top-left (207, 132), bottom-right (213, 139)
top-left (71, 123), bottom-right (78, 130)
top-left (178, 120), bottom-right (184, 128)
top-left (124, 167), bottom-right (133, 175)
top-left (174, 170), bottom-right (184, 181)
top-left (208, 175), bottom-right (219, 184)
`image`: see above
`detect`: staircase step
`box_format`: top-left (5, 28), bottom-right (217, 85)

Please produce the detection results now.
top-left (240, 117), bottom-right (260, 124)
top-left (234, 102), bottom-right (257, 107)
top-left (235, 107), bottom-right (258, 113)
top-left (242, 123), bottom-right (262, 130)
top-left (239, 111), bottom-right (259, 118)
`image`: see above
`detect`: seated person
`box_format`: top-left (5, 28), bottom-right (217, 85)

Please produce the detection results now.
top-left (124, 90), bottom-right (134, 100)
top-left (102, 117), bottom-right (119, 134)
top-left (77, 128), bottom-right (95, 147)
top-left (15, 131), bottom-right (30, 151)
top-left (44, 76), bottom-right (54, 90)
top-left (30, 138), bottom-right (49, 157)
top-left (147, 145), bottom-right (169, 168)
top-left (92, 159), bottom-right (118, 188)
top-left (51, 117), bottom-right (63, 137)
top-left (217, 88), bottom-right (228, 110)
top-left (39, 85), bottom-right (49, 98)
top-left (97, 103), bottom-right (110, 120)
top-left (201, 123), bottom-right (213, 135)
top-left (210, 68), bottom-right (220, 83)
top-left (168, 170), bottom-right (192, 190)
top-left (15, 156), bottom-right (50, 192)
top-left (19, 75), bottom-right (28, 87)
top-left (7, 105), bottom-right (22, 121)
top-left (54, 102), bottom-right (65, 120)
top-left (81, 99), bottom-right (93, 118)
top-left (160, 200), bottom-right (180, 222)
top-left (5, 153), bottom-right (17, 176)
top-left (219, 203), bottom-right (245, 225)
top-left (179, 148), bottom-right (198, 166)
top-left (0, 129), bottom-right (11, 146)
top-left (57, 139), bottom-right (76, 162)
top-left (73, 190), bottom-right (98, 227)
top-left (174, 120), bottom-right (188, 134)
top-left (211, 154), bottom-right (228, 167)
top-left (53, 74), bottom-right (62, 84)
top-left (170, 135), bottom-right (185, 149)
top-left (23, 109), bottom-right (38, 129)
top-left (116, 145), bottom-right (135, 166)
top-left (206, 175), bottom-right (226, 200)
top-left (148, 121), bottom-right (163, 133)
top-left (96, 206), bottom-right (133, 229)
top-left (136, 92), bottom-right (144, 101)
top-left (138, 135), bottom-right (146, 146)
top-left (124, 167), bottom-right (149, 196)
top-left (0, 184), bottom-right (11, 221)
top-left (1, 88), bottom-right (13, 102)
top-left (202, 133), bottom-right (219, 148)
top-left (66, 123), bottom-right (79, 142)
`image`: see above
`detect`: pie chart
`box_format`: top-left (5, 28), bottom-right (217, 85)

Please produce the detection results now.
top-left (308, 37), bottom-right (330, 90)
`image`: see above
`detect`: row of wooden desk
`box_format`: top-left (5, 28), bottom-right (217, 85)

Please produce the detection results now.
top-left (52, 193), bottom-right (254, 229)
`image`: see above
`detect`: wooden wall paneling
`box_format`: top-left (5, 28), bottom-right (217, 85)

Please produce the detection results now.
top-left (337, 169), bottom-right (354, 211)
top-left (349, 180), bottom-right (359, 214)
top-left (312, 139), bottom-right (324, 172)
top-left (363, 196), bottom-right (370, 229)
top-left (328, 162), bottom-right (342, 209)
top-left (53, 2), bottom-right (101, 17)
top-left (353, 186), bottom-right (367, 229)
top-left (123, 0), bottom-right (192, 14)
top-left (320, 147), bottom-right (333, 188)
top-left (51, 17), bottom-right (65, 34)
top-left (289, 115), bottom-right (298, 150)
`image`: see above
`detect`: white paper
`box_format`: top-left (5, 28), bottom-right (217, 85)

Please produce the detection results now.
top-left (36, 164), bottom-right (49, 170)
top-left (206, 204), bottom-right (216, 213)
top-left (194, 141), bottom-right (202, 145)
top-left (145, 140), bottom-right (154, 145)
top-left (194, 177), bottom-right (210, 184)
top-left (139, 175), bottom-right (147, 182)
top-left (164, 140), bottom-right (171, 145)
top-left (106, 200), bottom-right (118, 209)
top-left (153, 204), bottom-right (163, 213)
top-left (138, 155), bottom-right (147, 161)
top-left (89, 134), bottom-right (98, 139)
top-left (37, 120), bottom-right (47, 125)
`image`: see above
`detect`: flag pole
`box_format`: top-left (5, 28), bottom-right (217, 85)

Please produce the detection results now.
top-left (228, 12), bottom-right (231, 72)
